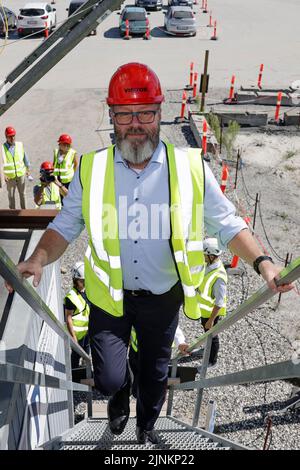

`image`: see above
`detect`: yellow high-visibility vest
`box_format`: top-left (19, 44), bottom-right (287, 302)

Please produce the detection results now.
top-left (80, 143), bottom-right (205, 320)
top-left (2, 142), bottom-right (26, 179)
top-left (53, 148), bottom-right (76, 183)
top-left (64, 288), bottom-right (90, 341)
top-left (197, 262), bottom-right (227, 318)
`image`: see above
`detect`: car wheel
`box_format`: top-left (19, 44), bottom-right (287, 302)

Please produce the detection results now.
top-left (18, 30), bottom-right (23, 38)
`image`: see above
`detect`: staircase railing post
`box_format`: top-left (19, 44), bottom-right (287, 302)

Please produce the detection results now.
top-left (166, 359), bottom-right (178, 416)
top-left (192, 334), bottom-right (212, 427)
top-left (63, 336), bottom-right (74, 429)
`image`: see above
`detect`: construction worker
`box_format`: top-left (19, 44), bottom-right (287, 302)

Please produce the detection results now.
top-left (197, 238), bottom-right (227, 367)
top-left (34, 161), bottom-right (68, 210)
top-left (1, 126), bottom-right (31, 209)
top-left (8, 63), bottom-right (293, 445)
top-left (53, 134), bottom-right (78, 194)
top-left (64, 262), bottom-right (90, 369)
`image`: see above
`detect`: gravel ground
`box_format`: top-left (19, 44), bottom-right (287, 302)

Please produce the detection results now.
top-left (60, 90), bottom-right (300, 450)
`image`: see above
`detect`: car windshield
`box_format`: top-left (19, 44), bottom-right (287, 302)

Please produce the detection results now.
top-left (20, 9), bottom-right (45, 16)
top-left (173, 11), bottom-right (193, 18)
top-left (124, 12), bottom-right (146, 21)
top-left (69, 3), bottom-right (84, 15)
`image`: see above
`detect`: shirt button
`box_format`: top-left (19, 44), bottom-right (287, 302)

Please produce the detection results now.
top-left (135, 276), bottom-right (139, 280)
top-left (135, 197), bottom-right (139, 201)
top-left (137, 176), bottom-right (140, 179)
top-left (134, 241), bottom-right (138, 244)
top-left (134, 260), bottom-right (137, 263)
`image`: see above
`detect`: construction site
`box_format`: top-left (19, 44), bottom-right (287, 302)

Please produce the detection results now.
top-left (0, 0), bottom-right (300, 454)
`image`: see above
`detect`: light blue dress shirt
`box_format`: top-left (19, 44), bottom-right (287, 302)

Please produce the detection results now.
top-left (49, 141), bottom-right (247, 294)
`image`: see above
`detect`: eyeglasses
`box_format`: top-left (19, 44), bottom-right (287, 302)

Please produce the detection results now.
top-left (111, 110), bottom-right (159, 125)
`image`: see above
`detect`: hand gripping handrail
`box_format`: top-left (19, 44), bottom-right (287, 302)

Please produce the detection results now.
top-left (0, 245), bottom-right (90, 362)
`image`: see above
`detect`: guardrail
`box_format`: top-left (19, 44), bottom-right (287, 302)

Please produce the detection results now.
top-left (0, 245), bottom-right (93, 428)
top-left (167, 257), bottom-right (300, 426)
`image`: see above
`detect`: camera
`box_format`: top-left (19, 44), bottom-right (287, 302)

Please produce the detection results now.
top-left (40, 169), bottom-right (55, 183)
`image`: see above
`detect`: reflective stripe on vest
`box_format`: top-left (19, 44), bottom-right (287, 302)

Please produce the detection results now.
top-left (197, 263), bottom-right (227, 318)
top-left (2, 142), bottom-right (26, 179)
top-left (80, 143), bottom-right (205, 320)
top-left (130, 328), bottom-right (138, 353)
top-left (65, 288), bottom-right (90, 340)
top-left (53, 148), bottom-right (76, 183)
top-left (37, 182), bottom-right (62, 210)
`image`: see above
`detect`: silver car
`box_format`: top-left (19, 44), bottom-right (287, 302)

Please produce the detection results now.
top-left (164, 6), bottom-right (196, 36)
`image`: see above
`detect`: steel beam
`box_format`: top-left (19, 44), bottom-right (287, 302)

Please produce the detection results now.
top-left (0, 209), bottom-right (57, 229)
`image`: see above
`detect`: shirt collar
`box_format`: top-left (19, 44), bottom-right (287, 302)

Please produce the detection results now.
top-left (115, 140), bottom-right (165, 167)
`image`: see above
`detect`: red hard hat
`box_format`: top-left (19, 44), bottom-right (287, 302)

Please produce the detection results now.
top-left (40, 161), bottom-right (54, 171)
top-left (58, 134), bottom-right (72, 145)
top-left (5, 126), bottom-right (16, 137)
top-left (107, 63), bottom-right (164, 106)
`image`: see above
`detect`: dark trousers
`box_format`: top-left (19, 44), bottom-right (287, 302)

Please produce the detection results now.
top-left (201, 316), bottom-right (221, 365)
top-left (89, 282), bottom-right (183, 430)
top-left (71, 334), bottom-right (90, 369)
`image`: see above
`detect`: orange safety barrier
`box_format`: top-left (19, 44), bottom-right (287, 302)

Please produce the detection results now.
top-left (208, 11), bottom-right (213, 27)
top-left (192, 72), bottom-right (198, 99)
top-left (220, 163), bottom-right (229, 193)
top-left (144, 18), bottom-right (151, 40)
top-left (257, 63), bottom-right (264, 89)
top-left (44, 21), bottom-right (49, 39)
top-left (124, 19), bottom-right (131, 40)
top-left (228, 75), bottom-right (235, 101)
top-left (211, 20), bottom-right (217, 40)
top-left (202, 120), bottom-right (208, 155)
top-left (230, 255), bottom-right (239, 268)
top-left (274, 91), bottom-right (282, 122)
top-left (180, 90), bottom-right (187, 119)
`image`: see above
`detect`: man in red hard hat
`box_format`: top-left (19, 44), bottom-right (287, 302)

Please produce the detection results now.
top-left (33, 161), bottom-right (68, 210)
top-left (1, 126), bottom-right (31, 209)
top-left (7, 63), bottom-right (293, 445)
top-left (52, 134), bottom-right (78, 201)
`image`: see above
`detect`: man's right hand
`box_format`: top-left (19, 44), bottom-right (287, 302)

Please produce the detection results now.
top-left (5, 256), bottom-right (44, 293)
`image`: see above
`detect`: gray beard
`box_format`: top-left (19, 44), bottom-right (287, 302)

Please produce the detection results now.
top-left (115, 124), bottom-right (160, 165)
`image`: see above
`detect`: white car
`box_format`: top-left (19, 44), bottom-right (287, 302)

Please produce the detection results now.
top-left (17, 2), bottom-right (56, 37)
top-left (164, 6), bottom-right (196, 36)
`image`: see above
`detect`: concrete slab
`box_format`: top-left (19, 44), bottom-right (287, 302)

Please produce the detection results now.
top-left (284, 109), bottom-right (300, 126)
top-left (205, 109), bottom-right (268, 127)
top-left (190, 113), bottom-right (219, 154)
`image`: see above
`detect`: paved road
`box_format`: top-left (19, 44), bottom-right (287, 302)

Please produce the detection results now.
top-left (1, 0), bottom-right (299, 90)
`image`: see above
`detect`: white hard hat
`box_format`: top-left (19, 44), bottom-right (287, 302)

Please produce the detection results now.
top-left (71, 261), bottom-right (85, 279)
top-left (203, 238), bottom-right (222, 256)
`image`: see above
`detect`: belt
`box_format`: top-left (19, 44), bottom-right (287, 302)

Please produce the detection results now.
top-left (124, 289), bottom-right (153, 297)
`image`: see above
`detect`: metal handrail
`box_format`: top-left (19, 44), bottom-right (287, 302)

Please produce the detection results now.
top-left (172, 257), bottom-right (300, 360)
top-left (167, 257), bottom-right (300, 424)
top-left (0, 245), bottom-right (90, 362)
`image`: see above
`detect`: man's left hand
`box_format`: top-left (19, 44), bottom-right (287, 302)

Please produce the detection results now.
top-left (205, 318), bottom-right (215, 330)
top-left (259, 261), bottom-right (294, 293)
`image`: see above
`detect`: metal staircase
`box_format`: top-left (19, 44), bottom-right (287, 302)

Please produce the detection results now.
top-left (42, 417), bottom-right (245, 450)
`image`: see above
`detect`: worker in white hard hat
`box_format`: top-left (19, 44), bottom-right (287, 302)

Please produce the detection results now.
top-left (197, 238), bottom-right (227, 367)
top-left (64, 262), bottom-right (90, 369)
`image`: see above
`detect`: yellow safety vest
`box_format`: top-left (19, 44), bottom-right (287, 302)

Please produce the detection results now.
top-left (36, 182), bottom-right (62, 210)
top-left (53, 148), bottom-right (76, 183)
top-left (80, 143), bottom-right (205, 320)
top-left (197, 263), bottom-right (227, 318)
top-left (1, 142), bottom-right (26, 179)
top-left (64, 288), bottom-right (90, 341)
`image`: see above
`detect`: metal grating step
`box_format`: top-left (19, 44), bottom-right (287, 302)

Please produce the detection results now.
top-left (56, 417), bottom-right (235, 450)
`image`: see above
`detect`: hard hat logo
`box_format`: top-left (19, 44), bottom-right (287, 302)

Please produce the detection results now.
top-left (107, 63), bottom-right (164, 106)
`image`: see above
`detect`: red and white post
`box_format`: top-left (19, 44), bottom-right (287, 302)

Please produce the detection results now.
top-left (124, 19), bottom-right (131, 39)
top-left (144, 18), bottom-right (151, 40)
top-left (220, 163), bottom-right (229, 193)
top-left (192, 72), bottom-right (198, 100)
top-left (202, 120), bottom-right (208, 155)
top-left (180, 90), bottom-right (187, 120)
top-left (257, 63), bottom-right (264, 89)
top-left (208, 11), bottom-right (213, 27)
top-left (274, 91), bottom-right (282, 122)
top-left (211, 20), bottom-right (217, 40)
top-left (228, 75), bottom-right (235, 101)
top-left (186, 62), bottom-right (194, 90)
top-left (203, 0), bottom-right (208, 13)
top-left (44, 21), bottom-right (49, 39)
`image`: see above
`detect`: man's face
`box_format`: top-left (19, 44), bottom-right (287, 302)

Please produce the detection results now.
top-left (6, 134), bottom-right (15, 145)
top-left (110, 103), bottom-right (161, 164)
top-left (59, 143), bottom-right (70, 154)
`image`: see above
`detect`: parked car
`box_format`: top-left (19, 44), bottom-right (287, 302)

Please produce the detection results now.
top-left (135, 0), bottom-right (162, 11)
top-left (66, 0), bottom-right (97, 35)
top-left (119, 6), bottom-right (149, 37)
top-left (0, 6), bottom-right (17, 36)
top-left (17, 2), bottom-right (56, 37)
top-left (168, 0), bottom-right (193, 9)
top-left (164, 6), bottom-right (196, 36)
